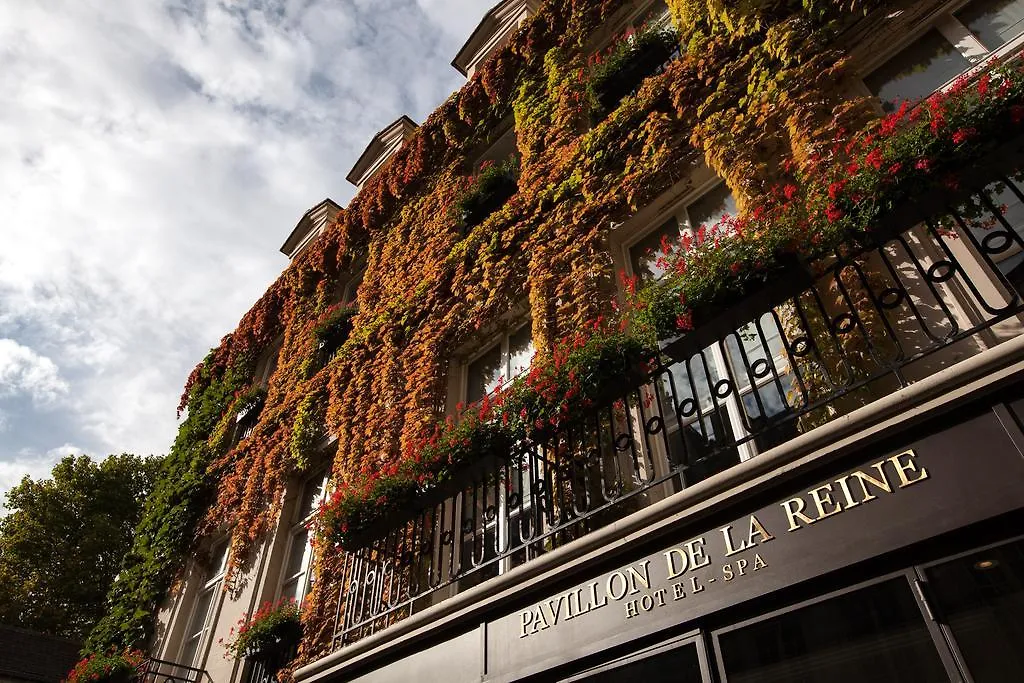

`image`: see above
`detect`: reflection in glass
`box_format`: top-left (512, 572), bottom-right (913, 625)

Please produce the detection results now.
top-left (957, 0), bottom-right (1024, 50)
top-left (578, 643), bottom-right (703, 683)
top-left (508, 324), bottom-right (535, 378)
top-left (630, 217), bottom-right (682, 282)
top-left (467, 343), bottom-right (502, 404)
top-left (926, 539), bottom-right (1024, 681)
top-left (718, 578), bottom-right (948, 682)
top-left (865, 30), bottom-right (971, 112)
top-left (686, 183), bottom-right (738, 234)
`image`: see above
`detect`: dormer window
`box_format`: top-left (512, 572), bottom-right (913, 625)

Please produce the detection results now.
top-left (346, 116), bottom-right (418, 190)
top-left (452, 0), bottom-right (541, 78)
top-left (279, 199), bottom-right (343, 261)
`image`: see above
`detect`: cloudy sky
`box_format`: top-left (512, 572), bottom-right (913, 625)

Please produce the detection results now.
top-left (0, 0), bottom-right (495, 502)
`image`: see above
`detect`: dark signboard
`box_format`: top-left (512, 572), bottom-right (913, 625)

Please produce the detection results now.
top-left (484, 410), bottom-right (1024, 680)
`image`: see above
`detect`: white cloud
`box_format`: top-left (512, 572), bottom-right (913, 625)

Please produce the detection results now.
top-left (0, 0), bottom-right (495, 498)
top-left (0, 339), bottom-right (69, 405)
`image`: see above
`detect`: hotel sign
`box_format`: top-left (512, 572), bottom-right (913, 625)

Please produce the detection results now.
top-left (516, 449), bottom-right (927, 638)
top-left (485, 411), bottom-right (1024, 679)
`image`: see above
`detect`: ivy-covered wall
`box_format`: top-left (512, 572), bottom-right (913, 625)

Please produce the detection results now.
top-left (87, 0), bottom-right (894, 662)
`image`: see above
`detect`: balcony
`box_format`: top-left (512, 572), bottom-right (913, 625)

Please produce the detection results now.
top-left (135, 658), bottom-right (208, 683)
top-left (326, 147), bottom-right (1024, 651)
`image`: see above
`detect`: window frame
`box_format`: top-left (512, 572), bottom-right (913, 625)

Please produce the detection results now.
top-left (460, 319), bottom-right (535, 408)
top-left (860, 0), bottom-right (1024, 105)
top-left (176, 538), bottom-right (229, 668)
top-left (617, 177), bottom-right (793, 464)
top-left (277, 471), bottom-right (328, 607)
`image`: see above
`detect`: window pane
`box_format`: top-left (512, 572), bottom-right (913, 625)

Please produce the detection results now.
top-left (508, 324), bottom-right (535, 379)
top-left (925, 539), bottom-right (1024, 681)
top-left (281, 576), bottom-right (302, 604)
top-left (864, 30), bottom-right (971, 112)
top-left (467, 343), bottom-right (503, 404)
top-left (959, 180), bottom-right (1024, 275)
top-left (207, 540), bottom-right (229, 581)
top-left (296, 475), bottom-right (325, 522)
top-left (741, 373), bottom-right (798, 453)
top-left (725, 315), bottom-right (786, 392)
top-left (630, 217), bottom-right (681, 282)
top-left (685, 183), bottom-right (737, 234)
top-left (718, 578), bottom-right (948, 683)
top-left (576, 643), bottom-right (702, 682)
top-left (179, 635), bottom-right (202, 668)
top-left (957, 0), bottom-right (1024, 50)
top-left (284, 530), bottom-right (310, 578)
top-left (186, 587), bottom-right (215, 640)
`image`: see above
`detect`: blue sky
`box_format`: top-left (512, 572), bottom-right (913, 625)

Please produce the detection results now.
top-left (0, 0), bottom-right (495, 502)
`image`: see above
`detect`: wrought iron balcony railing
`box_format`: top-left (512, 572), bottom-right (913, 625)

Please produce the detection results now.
top-left (329, 166), bottom-right (1024, 650)
top-left (136, 658), bottom-right (207, 683)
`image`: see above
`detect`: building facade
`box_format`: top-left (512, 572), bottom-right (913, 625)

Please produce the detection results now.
top-left (89, 1), bottom-right (1024, 682)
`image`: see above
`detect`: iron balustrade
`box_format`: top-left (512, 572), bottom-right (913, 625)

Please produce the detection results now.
top-left (329, 169), bottom-right (1024, 649)
top-left (239, 643), bottom-right (300, 683)
top-left (135, 658), bottom-right (207, 683)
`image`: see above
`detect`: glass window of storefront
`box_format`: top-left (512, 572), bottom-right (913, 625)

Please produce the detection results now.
top-left (551, 537), bottom-right (1024, 683)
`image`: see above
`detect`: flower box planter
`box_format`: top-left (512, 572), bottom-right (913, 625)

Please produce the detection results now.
top-left (333, 430), bottom-right (515, 551)
top-left (460, 174), bottom-right (518, 230)
top-left (244, 620), bottom-right (303, 668)
top-left (854, 133), bottom-right (1024, 249)
top-left (659, 255), bottom-right (814, 363)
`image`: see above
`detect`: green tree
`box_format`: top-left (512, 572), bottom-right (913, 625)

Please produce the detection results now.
top-left (0, 453), bottom-right (163, 640)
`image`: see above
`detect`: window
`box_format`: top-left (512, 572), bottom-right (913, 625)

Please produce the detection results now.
top-left (178, 539), bottom-right (229, 668)
top-left (279, 473), bottom-right (327, 605)
top-left (864, 0), bottom-right (1024, 111)
top-left (465, 323), bottom-right (535, 405)
top-left (623, 182), bottom-right (794, 471)
top-left (628, 182), bottom-right (737, 282)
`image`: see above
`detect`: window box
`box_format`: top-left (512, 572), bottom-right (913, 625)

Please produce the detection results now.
top-left (457, 158), bottom-right (519, 230)
top-left (590, 25), bottom-right (680, 115)
top-left (659, 254), bottom-right (813, 362)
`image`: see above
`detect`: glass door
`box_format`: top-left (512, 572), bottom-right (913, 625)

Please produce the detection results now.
top-left (919, 537), bottom-right (1024, 682)
top-left (712, 572), bottom-right (964, 683)
top-left (561, 633), bottom-right (712, 683)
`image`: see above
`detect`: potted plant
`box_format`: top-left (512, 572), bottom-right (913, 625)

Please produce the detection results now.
top-left (456, 157), bottom-right (520, 229)
top-left (589, 23), bottom-right (680, 115)
top-left (65, 649), bottom-right (144, 683)
top-left (222, 599), bottom-right (303, 668)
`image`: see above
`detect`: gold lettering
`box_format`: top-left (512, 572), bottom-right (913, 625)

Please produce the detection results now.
top-left (540, 595), bottom-right (564, 627)
top-left (664, 547), bottom-right (689, 579)
top-left (640, 594), bottom-right (654, 612)
top-left (782, 496), bottom-right (815, 531)
top-left (672, 581), bottom-right (686, 600)
top-left (834, 475), bottom-right (861, 509)
top-left (685, 537), bottom-right (712, 569)
top-left (747, 514), bottom-right (775, 545)
top-left (753, 553), bottom-right (767, 570)
top-left (519, 610), bottom-right (533, 638)
top-left (624, 600), bottom-right (640, 619)
top-left (809, 483), bottom-right (843, 520)
top-left (653, 588), bottom-right (667, 607)
top-left (690, 576), bottom-right (704, 593)
top-left (852, 462), bottom-right (892, 501)
top-left (723, 564), bottom-right (734, 581)
top-left (626, 561), bottom-right (651, 594)
top-left (888, 450), bottom-right (929, 488)
top-left (607, 571), bottom-right (630, 601)
top-left (721, 524), bottom-right (751, 557)
top-left (588, 580), bottom-right (608, 610)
